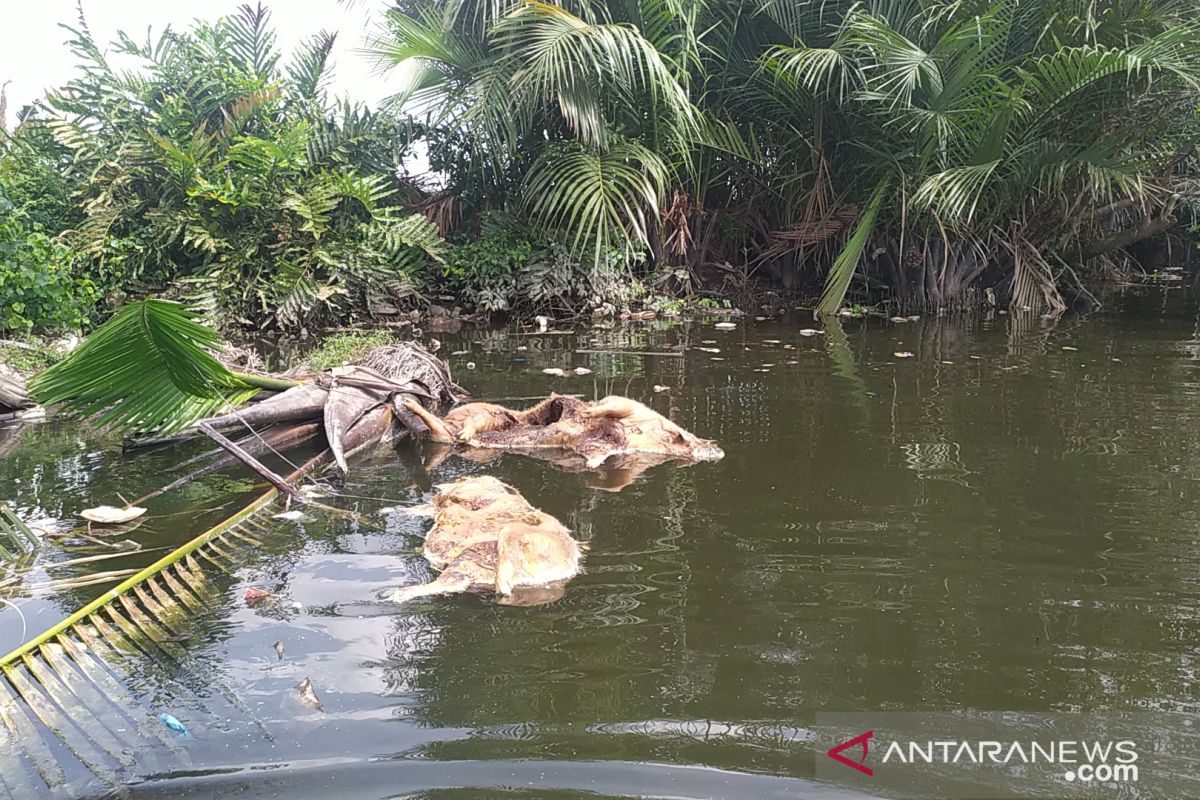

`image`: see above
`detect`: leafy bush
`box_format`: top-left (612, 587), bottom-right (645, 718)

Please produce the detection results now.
top-left (0, 193), bottom-right (96, 334)
top-left (435, 213), bottom-right (641, 314)
top-left (34, 4), bottom-right (443, 331)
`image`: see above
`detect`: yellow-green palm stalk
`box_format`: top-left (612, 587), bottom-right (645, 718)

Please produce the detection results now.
top-left (0, 452), bottom-right (325, 795)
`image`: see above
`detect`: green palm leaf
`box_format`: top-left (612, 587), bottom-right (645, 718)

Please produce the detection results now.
top-left (28, 300), bottom-right (260, 434)
top-left (523, 139), bottom-right (668, 263)
top-left (816, 178), bottom-right (889, 315)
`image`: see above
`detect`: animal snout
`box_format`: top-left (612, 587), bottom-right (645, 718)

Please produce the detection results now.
top-left (696, 441), bottom-right (725, 461)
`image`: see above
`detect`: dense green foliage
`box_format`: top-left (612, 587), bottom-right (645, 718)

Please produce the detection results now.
top-left (3, 1), bottom-right (1200, 336)
top-left (1, 4), bottom-right (443, 334)
top-left (433, 212), bottom-right (640, 313)
top-left (371, 0), bottom-right (1200, 311)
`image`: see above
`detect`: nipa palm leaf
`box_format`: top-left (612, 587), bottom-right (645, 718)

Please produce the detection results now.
top-left (28, 300), bottom-right (260, 435)
top-left (816, 178), bottom-right (889, 315)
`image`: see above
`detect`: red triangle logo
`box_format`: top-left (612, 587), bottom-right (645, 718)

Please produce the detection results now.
top-left (827, 730), bottom-right (874, 776)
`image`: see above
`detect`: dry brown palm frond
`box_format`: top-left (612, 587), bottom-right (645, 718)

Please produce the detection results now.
top-left (356, 342), bottom-right (458, 402)
top-left (411, 190), bottom-right (461, 236)
top-left (1007, 235), bottom-right (1066, 315)
top-left (661, 189), bottom-right (699, 259)
top-left (759, 205), bottom-right (860, 262)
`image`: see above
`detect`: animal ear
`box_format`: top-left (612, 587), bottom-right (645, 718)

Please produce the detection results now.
top-left (523, 513), bottom-right (543, 526)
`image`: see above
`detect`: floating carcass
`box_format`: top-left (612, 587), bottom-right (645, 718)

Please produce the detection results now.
top-left (401, 394), bottom-right (723, 470)
top-left (383, 476), bottom-right (582, 606)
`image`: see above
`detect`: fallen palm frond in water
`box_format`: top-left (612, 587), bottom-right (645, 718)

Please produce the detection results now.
top-left (0, 452), bottom-right (326, 796)
top-left (0, 371), bottom-right (410, 794)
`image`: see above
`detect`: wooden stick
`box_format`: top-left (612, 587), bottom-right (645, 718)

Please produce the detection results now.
top-left (197, 422), bottom-right (308, 504)
top-left (129, 423), bottom-right (321, 506)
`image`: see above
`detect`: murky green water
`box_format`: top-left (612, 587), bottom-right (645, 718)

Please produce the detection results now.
top-left (3, 295), bottom-right (1200, 798)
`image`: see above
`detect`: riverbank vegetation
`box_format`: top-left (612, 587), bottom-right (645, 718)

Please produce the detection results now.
top-left (3, 1), bottom-right (1200, 336)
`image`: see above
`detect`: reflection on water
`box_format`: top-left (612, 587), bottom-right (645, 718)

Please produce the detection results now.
top-left (5, 300), bottom-right (1200, 798)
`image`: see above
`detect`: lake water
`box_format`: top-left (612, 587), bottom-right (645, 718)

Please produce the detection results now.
top-left (3, 293), bottom-right (1200, 799)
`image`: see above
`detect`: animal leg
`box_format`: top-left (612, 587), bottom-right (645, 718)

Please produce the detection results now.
top-left (456, 419), bottom-right (480, 444)
top-left (495, 529), bottom-right (519, 597)
top-left (383, 573), bottom-right (470, 603)
top-left (400, 396), bottom-right (455, 443)
top-left (441, 532), bottom-right (502, 564)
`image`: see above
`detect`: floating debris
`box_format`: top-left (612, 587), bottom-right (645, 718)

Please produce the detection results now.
top-left (273, 641), bottom-right (285, 660)
top-left (450, 350), bottom-right (470, 356)
top-left (466, 362), bottom-right (476, 369)
top-left (159, 713), bottom-right (188, 736)
top-left (243, 587), bottom-right (274, 607)
top-left (762, 339), bottom-right (782, 344)
top-left (572, 367), bottom-right (593, 376)
top-left (697, 347), bottom-right (720, 353)
top-left (714, 322), bottom-right (737, 330)
top-left (889, 316), bottom-right (909, 323)
top-left (893, 352), bottom-right (915, 358)
top-left (653, 385), bottom-right (670, 393)
top-left (1061, 346), bottom-right (1078, 351)
top-left (272, 510), bottom-right (305, 521)
top-left (798, 329), bottom-right (824, 337)
top-left (542, 368), bottom-right (566, 377)
top-left (295, 677), bottom-right (324, 712)
top-left (79, 506), bottom-right (146, 525)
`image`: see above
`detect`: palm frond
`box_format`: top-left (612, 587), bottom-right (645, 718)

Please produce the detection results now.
top-left (0, 505), bottom-right (40, 562)
top-left (912, 160), bottom-right (1000, 224)
top-left (0, 469), bottom-right (313, 795)
top-left (523, 139), bottom-right (668, 263)
top-left (287, 31), bottom-right (337, 103)
top-left (816, 178), bottom-right (888, 315)
top-left (224, 2), bottom-right (280, 78)
top-left (494, 1), bottom-right (699, 148)
top-left (28, 300), bottom-right (259, 434)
